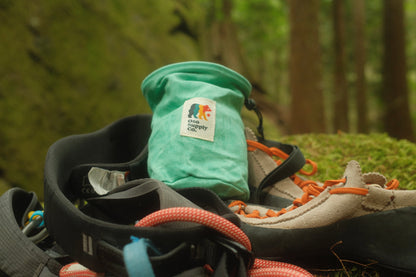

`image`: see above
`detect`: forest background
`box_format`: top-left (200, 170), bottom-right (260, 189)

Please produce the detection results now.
top-left (1, 0), bottom-right (416, 200)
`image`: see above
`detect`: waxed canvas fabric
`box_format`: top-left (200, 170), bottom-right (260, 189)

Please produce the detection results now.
top-left (142, 61), bottom-right (251, 200)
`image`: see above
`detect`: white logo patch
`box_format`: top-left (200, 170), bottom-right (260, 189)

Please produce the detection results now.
top-left (180, 97), bottom-right (216, 141)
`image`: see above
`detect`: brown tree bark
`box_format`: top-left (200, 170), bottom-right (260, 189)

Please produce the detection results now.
top-left (353, 0), bottom-right (368, 133)
top-left (198, 0), bottom-right (288, 134)
top-left (289, 0), bottom-right (326, 134)
top-left (332, 0), bottom-right (349, 132)
top-left (382, 0), bottom-right (415, 141)
top-left (201, 0), bottom-right (247, 75)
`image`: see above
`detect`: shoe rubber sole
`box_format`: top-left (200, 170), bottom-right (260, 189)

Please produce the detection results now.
top-left (241, 206), bottom-right (416, 274)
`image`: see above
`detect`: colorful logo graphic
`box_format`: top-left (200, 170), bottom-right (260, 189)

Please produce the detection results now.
top-left (187, 103), bottom-right (212, 121)
top-left (181, 97), bottom-right (216, 141)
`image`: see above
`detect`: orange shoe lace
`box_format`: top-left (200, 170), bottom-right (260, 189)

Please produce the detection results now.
top-left (230, 177), bottom-right (400, 219)
top-left (247, 140), bottom-right (318, 189)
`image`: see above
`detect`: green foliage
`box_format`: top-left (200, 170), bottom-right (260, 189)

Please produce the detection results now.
top-left (279, 132), bottom-right (416, 190)
top-left (406, 0), bottom-right (416, 125)
top-left (232, 0), bottom-right (289, 103)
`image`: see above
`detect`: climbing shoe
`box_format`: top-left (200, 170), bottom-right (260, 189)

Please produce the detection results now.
top-left (231, 160), bottom-right (416, 274)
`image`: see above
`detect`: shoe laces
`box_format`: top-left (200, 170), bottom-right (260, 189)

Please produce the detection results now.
top-left (230, 178), bottom-right (347, 219)
top-left (247, 140), bottom-right (318, 189)
top-left (230, 178), bottom-right (399, 219)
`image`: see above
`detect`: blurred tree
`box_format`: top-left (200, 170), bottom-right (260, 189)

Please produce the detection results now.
top-left (200, 0), bottom-right (247, 75)
top-left (232, 0), bottom-right (290, 134)
top-left (332, 0), bottom-right (349, 132)
top-left (382, 0), bottom-right (415, 141)
top-left (289, 0), bottom-right (326, 134)
top-left (353, 0), bottom-right (368, 133)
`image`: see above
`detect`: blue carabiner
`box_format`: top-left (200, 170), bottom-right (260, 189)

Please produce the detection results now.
top-left (29, 210), bottom-right (45, 228)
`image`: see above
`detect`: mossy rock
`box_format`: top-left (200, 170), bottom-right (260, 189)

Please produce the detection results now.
top-left (275, 132), bottom-right (416, 190)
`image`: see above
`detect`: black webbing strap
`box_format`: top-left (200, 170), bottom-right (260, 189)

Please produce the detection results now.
top-left (0, 188), bottom-right (63, 277)
top-left (252, 139), bottom-right (306, 203)
top-left (43, 114), bottom-right (215, 273)
top-left (244, 98), bottom-right (306, 202)
top-left (96, 234), bottom-right (252, 276)
top-left (43, 114), bottom-right (252, 275)
top-left (45, 181), bottom-right (247, 275)
top-left (45, 175), bottom-right (208, 273)
top-left (97, 240), bottom-right (194, 276)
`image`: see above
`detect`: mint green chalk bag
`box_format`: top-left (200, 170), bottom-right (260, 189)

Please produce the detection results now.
top-left (141, 61), bottom-right (252, 200)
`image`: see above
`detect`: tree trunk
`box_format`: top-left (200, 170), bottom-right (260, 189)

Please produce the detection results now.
top-left (353, 0), bottom-right (368, 133)
top-left (201, 0), bottom-right (247, 76)
top-left (332, 0), bottom-right (349, 132)
top-left (382, 0), bottom-right (415, 141)
top-left (289, 0), bottom-right (326, 134)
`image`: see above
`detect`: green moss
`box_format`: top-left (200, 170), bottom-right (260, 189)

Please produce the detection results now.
top-left (274, 132), bottom-right (416, 190)
top-left (0, 1), bottom-right (200, 199)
